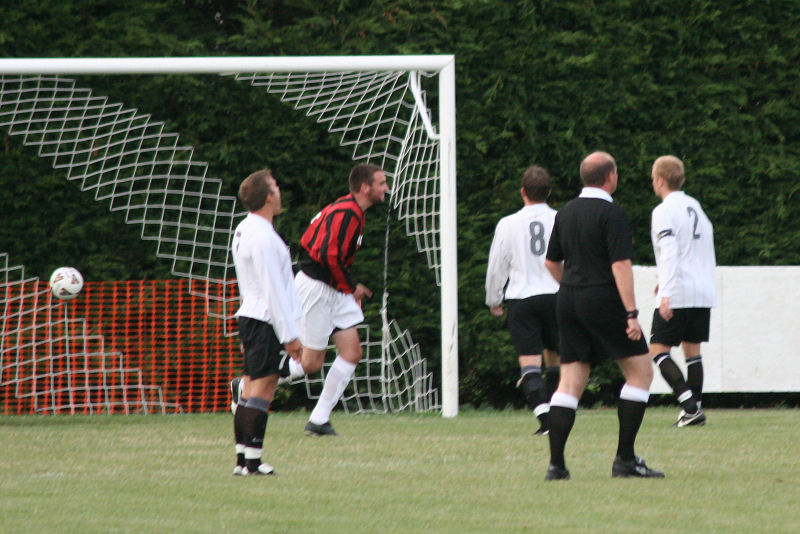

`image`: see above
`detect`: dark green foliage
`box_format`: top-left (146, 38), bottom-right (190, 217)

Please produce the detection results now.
top-left (1, 1), bottom-right (798, 407)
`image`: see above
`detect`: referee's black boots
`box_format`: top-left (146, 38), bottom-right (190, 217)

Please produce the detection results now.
top-left (544, 464), bottom-right (570, 481)
top-left (611, 456), bottom-right (665, 478)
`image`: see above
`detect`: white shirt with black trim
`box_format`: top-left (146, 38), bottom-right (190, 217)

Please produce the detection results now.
top-left (232, 212), bottom-right (302, 343)
top-left (651, 190), bottom-right (717, 308)
top-left (485, 203), bottom-right (559, 308)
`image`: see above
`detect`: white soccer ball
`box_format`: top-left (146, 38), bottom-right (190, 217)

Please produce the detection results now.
top-left (49, 267), bottom-right (84, 301)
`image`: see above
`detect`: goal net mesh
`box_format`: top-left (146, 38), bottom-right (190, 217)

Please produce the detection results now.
top-left (0, 68), bottom-right (441, 414)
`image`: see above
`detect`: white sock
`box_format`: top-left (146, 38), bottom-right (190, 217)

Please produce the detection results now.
top-left (244, 447), bottom-right (262, 461)
top-left (289, 358), bottom-right (305, 378)
top-left (619, 384), bottom-right (650, 403)
top-left (550, 391), bottom-right (579, 410)
top-left (308, 356), bottom-right (357, 425)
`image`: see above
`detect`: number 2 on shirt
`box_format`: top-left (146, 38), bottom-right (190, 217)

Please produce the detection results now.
top-left (687, 207), bottom-right (701, 239)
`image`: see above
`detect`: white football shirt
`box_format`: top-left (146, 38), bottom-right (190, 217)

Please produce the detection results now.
top-left (485, 203), bottom-right (559, 307)
top-left (232, 212), bottom-right (303, 343)
top-left (651, 191), bottom-right (717, 308)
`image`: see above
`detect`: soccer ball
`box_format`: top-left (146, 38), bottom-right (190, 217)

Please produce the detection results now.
top-left (49, 267), bottom-right (84, 301)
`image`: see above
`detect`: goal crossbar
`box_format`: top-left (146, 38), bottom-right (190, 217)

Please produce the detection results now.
top-left (0, 56), bottom-right (453, 74)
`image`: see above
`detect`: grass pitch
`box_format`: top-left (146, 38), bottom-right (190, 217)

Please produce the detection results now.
top-left (1, 408), bottom-right (797, 533)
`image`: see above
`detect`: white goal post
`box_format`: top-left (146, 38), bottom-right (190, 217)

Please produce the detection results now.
top-left (0, 56), bottom-right (460, 417)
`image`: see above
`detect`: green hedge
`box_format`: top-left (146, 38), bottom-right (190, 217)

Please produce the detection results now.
top-left (1, 1), bottom-right (798, 407)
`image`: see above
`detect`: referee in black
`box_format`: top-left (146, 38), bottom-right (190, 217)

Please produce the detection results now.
top-left (543, 151), bottom-right (664, 480)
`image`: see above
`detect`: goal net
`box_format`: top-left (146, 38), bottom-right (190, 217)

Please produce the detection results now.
top-left (0, 254), bottom-right (183, 414)
top-left (0, 56), bottom-right (458, 416)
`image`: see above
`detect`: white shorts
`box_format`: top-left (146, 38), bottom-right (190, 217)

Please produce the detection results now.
top-left (295, 270), bottom-right (364, 350)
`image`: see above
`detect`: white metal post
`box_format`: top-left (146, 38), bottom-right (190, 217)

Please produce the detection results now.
top-left (438, 59), bottom-right (459, 417)
top-left (0, 56), bottom-right (455, 74)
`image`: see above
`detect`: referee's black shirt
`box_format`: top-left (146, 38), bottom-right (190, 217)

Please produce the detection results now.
top-left (546, 193), bottom-right (634, 288)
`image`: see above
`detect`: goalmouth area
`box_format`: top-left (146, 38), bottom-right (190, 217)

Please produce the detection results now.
top-left (0, 56), bottom-right (458, 416)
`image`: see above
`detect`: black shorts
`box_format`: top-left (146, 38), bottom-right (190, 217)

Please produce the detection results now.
top-left (237, 316), bottom-right (284, 379)
top-left (556, 285), bottom-right (648, 365)
top-left (650, 307), bottom-right (711, 346)
top-left (506, 294), bottom-right (559, 356)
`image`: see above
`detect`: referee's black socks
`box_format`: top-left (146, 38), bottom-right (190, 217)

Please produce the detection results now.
top-left (617, 385), bottom-right (649, 462)
top-left (548, 392), bottom-right (579, 469)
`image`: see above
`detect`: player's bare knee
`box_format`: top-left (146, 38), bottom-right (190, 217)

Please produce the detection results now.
top-left (305, 356), bottom-right (325, 374)
top-left (301, 349), bottom-right (326, 374)
top-left (341, 343), bottom-right (362, 363)
top-left (305, 359), bottom-right (322, 374)
top-left (628, 366), bottom-right (653, 389)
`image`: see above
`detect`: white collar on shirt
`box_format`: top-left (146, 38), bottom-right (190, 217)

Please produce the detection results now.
top-left (579, 187), bottom-right (613, 203)
top-left (247, 211), bottom-right (275, 229)
top-left (663, 190), bottom-right (686, 203)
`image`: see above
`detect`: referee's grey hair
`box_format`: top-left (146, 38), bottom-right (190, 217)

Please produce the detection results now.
top-left (580, 152), bottom-right (616, 187)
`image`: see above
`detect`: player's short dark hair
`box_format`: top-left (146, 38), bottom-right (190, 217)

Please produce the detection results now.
top-left (349, 163), bottom-right (382, 192)
top-left (521, 166), bottom-right (551, 202)
top-left (238, 169), bottom-right (274, 212)
top-left (580, 152), bottom-right (616, 187)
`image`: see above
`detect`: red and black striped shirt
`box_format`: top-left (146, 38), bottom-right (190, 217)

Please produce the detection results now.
top-left (298, 193), bottom-right (365, 294)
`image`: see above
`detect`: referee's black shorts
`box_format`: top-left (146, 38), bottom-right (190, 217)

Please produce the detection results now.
top-left (237, 316), bottom-right (284, 379)
top-left (506, 294), bottom-right (559, 356)
top-left (650, 307), bottom-right (711, 346)
top-left (556, 285), bottom-right (648, 364)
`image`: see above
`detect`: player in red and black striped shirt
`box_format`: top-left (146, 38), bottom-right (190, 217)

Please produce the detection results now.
top-left (292, 163), bottom-right (389, 436)
top-left (297, 191), bottom-right (365, 294)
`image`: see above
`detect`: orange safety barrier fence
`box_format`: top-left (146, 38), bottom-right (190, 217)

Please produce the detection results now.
top-left (1, 280), bottom-right (240, 415)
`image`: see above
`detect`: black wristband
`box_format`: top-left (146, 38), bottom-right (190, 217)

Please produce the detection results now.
top-left (626, 309), bottom-right (638, 319)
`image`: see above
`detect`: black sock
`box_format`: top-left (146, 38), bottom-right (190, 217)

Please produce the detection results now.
top-left (518, 370), bottom-right (549, 424)
top-left (544, 365), bottom-right (560, 399)
top-left (245, 410), bottom-right (269, 470)
top-left (686, 356), bottom-right (704, 404)
top-left (233, 397), bottom-right (248, 467)
top-left (654, 353), bottom-right (698, 413)
top-left (242, 399), bottom-right (270, 469)
top-left (547, 405), bottom-right (576, 469)
top-left (616, 399), bottom-right (647, 461)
